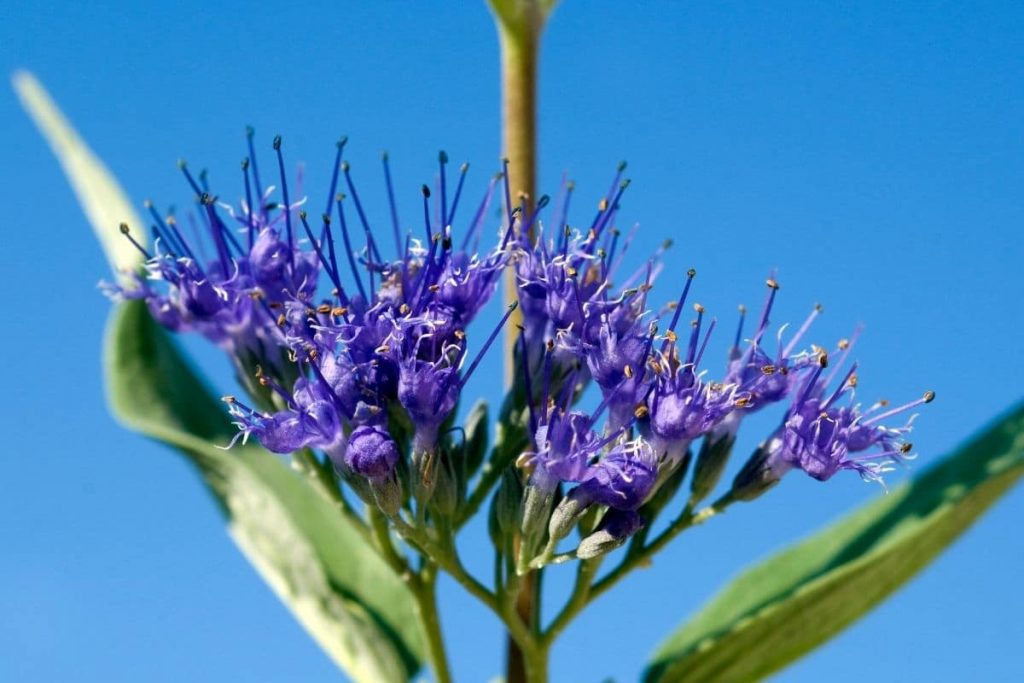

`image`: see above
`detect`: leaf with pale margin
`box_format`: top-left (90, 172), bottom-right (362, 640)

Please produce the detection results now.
top-left (645, 402), bottom-right (1024, 683)
top-left (12, 70), bottom-right (145, 280)
top-left (107, 300), bottom-right (423, 682)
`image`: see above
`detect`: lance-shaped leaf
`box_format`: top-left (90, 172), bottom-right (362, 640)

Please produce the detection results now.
top-left (12, 70), bottom-right (145, 280)
top-left (106, 300), bottom-right (423, 682)
top-left (645, 402), bottom-right (1024, 683)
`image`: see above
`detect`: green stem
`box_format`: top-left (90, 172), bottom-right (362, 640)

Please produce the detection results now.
top-left (412, 565), bottom-right (453, 683)
top-left (491, 3), bottom-right (546, 679)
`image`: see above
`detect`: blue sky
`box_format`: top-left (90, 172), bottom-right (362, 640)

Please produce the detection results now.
top-left (1, 1), bottom-right (1022, 681)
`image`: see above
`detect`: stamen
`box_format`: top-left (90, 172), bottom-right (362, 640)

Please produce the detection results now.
top-left (299, 211), bottom-right (344, 296)
top-left (118, 223), bottom-right (151, 260)
top-left (501, 158), bottom-right (513, 225)
top-left (439, 150), bottom-right (449, 229)
top-left (381, 152), bottom-right (403, 257)
top-left (863, 390), bottom-right (935, 425)
top-left (245, 126), bottom-right (265, 219)
top-left (459, 302), bottom-right (519, 388)
top-left (341, 162), bottom-right (383, 264)
top-left (754, 277), bottom-right (781, 345)
top-left (448, 161), bottom-right (470, 228)
top-left (555, 175), bottom-right (575, 247)
top-left (421, 184), bottom-right (433, 242)
top-left (240, 159), bottom-right (256, 249)
top-left (335, 193), bottom-right (368, 301)
top-left (822, 362), bottom-right (858, 410)
top-left (325, 136), bottom-right (347, 218)
top-left (694, 317), bottom-right (717, 368)
top-left (660, 268), bottom-right (697, 354)
top-left (732, 304), bottom-right (747, 357)
top-left (517, 326), bottom-right (537, 436)
top-left (783, 303), bottom-right (823, 357)
top-left (272, 136), bottom-right (295, 270)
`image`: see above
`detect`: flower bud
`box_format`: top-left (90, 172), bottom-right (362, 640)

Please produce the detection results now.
top-left (690, 426), bottom-right (737, 504)
top-left (370, 472), bottom-right (403, 517)
top-left (729, 434), bottom-right (789, 502)
top-left (345, 425), bottom-right (399, 479)
top-left (576, 510), bottom-right (644, 560)
top-left (429, 450), bottom-right (459, 518)
top-left (547, 489), bottom-right (589, 546)
top-left (518, 483), bottom-right (555, 567)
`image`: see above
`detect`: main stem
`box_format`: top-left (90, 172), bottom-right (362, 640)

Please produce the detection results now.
top-left (498, 9), bottom-right (542, 683)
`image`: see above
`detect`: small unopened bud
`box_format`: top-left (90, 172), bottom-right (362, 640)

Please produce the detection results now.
top-left (429, 450), bottom-right (459, 518)
top-left (547, 489), bottom-right (589, 546)
top-left (370, 472), bottom-right (403, 517)
top-left (576, 510), bottom-right (644, 560)
top-left (690, 424), bottom-right (739, 504)
top-left (729, 436), bottom-right (787, 502)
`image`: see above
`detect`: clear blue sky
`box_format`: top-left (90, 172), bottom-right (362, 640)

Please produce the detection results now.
top-left (2, 1), bottom-right (1022, 681)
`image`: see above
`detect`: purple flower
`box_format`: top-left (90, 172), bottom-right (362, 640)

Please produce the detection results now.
top-left (225, 377), bottom-right (343, 455)
top-left (573, 439), bottom-right (658, 511)
top-left (731, 352), bottom-right (934, 500)
top-left (344, 425), bottom-right (400, 479)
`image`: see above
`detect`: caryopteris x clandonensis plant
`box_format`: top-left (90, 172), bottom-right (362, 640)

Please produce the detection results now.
top-left (14, 2), bottom-right (1024, 682)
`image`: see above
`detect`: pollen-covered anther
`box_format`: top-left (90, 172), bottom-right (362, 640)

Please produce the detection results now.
top-left (766, 278), bottom-right (781, 290)
top-left (331, 307), bottom-right (347, 317)
top-left (623, 364), bottom-right (634, 380)
top-left (664, 330), bottom-right (678, 343)
top-left (923, 390), bottom-right (936, 403)
top-left (454, 329), bottom-right (466, 340)
top-left (598, 198), bottom-right (609, 211)
top-left (375, 343), bottom-right (390, 354)
top-left (399, 303), bottom-right (411, 315)
top-left (565, 266), bottom-right (578, 278)
top-left (838, 338), bottom-right (850, 350)
top-left (634, 404), bottom-right (650, 419)
top-left (276, 313), bottom-right (287, 327)
top-left (317, 303), bottom-right (332, 314)
top-left (762, 365), bottom-right (776, 375)
top-left (901, 442), bottom-right (914, 454)
top-left (222, 395), bottom-right (236, 404)
top-left (818, 351), bottom-right (829, 368)
top-left (428, 284), bottom-right (441, 292)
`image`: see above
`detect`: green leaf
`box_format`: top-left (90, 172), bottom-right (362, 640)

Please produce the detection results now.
top-left (645, 402), bottom-right (1024, 683)
top-left (106, 300), bottom-right (423, 682)
top-left (12, 70), bottom-right (145, 280)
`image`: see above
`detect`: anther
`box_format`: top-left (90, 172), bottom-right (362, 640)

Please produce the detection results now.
top-left (923, 390), bottom-right (936, 403)
top-left (766, 278), bottom-right (780, 290)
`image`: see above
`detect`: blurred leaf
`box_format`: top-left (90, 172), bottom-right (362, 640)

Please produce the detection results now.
top-left (12, 70), bottom-right (145, 279)
top-left (106, 300), bottom-right (424, 682)
top-left (645, 402), bottom-right (1024, 683)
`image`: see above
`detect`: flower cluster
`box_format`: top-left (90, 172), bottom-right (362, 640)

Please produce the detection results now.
top-left (107, 136), bottom-right (932, 567)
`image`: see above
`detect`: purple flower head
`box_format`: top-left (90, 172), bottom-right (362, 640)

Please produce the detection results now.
top-left (344, 425), bottom-right (400, 479)
top-left (519, 410), bottom-right (602, 492)
top-left (574, 439), bottom-right (658, 511)
top-left (732, 349), bottom-right (934, 499)
top-left (225, 376), bottom-right (343, 455)
top-left (723, 280), bottom-right (821, 411)
top-left (584, 318), bottom-right (659, 430)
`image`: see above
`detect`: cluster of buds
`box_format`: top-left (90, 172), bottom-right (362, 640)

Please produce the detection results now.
top-left (105, 134), bottom-right (932, 572)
